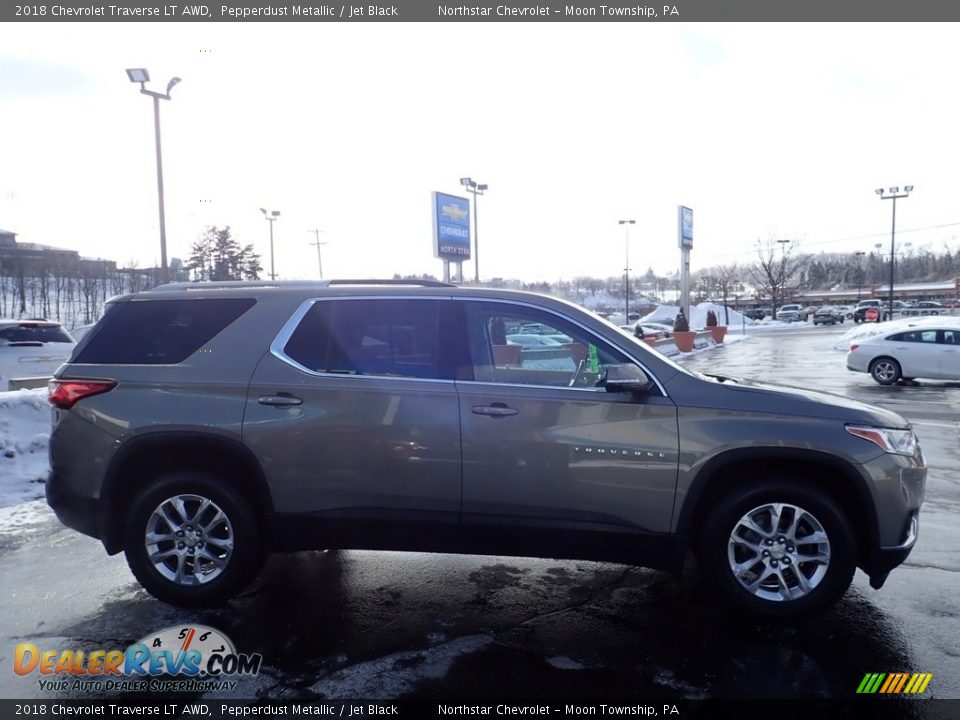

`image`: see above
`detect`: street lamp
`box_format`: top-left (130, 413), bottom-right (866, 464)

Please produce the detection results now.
top-left (854, 251), bottom-right (866, 301)
top-left (459, 177), bottom-right (488, 283)
top-left (308, 228), bottom-right (327, 279)
top-left (260, 208), bottom-right (281, 280)
top-left (126, 68), bottom-right (181, 284)
top-left (618, 220), bottom-right (636, 321)
top-left (875, 185), bottom-right (913, 319)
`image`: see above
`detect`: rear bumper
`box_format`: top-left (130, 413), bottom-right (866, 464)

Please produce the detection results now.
top-left (46, 469), bottom-right (102, 542)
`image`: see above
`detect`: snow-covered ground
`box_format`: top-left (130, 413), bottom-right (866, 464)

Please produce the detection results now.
top-left (831, 315), bottom-right (960, 351)
top-left (0, 388), bottom-right (52, 531)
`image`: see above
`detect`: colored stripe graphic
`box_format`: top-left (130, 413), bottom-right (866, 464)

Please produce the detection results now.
top-left (857, 672), bottom-right (932, 694)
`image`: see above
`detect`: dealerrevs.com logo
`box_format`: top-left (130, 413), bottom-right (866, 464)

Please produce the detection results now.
top-left (13, 625), bottom-right (262, 693)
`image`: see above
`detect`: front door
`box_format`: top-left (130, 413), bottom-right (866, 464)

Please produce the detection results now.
top-left (455, 300), bottom-right (679, 562)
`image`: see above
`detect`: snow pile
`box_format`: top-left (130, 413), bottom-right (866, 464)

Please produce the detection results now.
top-left (0, 388), bottom-right (51, 508)
top-left (831, 315), bottom-right (960, 351)
top-left (640, 303), bottom-right (758, 329)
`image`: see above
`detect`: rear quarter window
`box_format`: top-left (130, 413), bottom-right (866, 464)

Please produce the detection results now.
top-left (73, 298), bottom-right (255, 364)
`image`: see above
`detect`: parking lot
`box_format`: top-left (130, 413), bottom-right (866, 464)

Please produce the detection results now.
top-left (1, 323), bottom-right (957, 702)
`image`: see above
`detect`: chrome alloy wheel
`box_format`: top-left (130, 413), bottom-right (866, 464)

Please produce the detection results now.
top-left (871, 360), bottom-right (899, 384)
top-left (144, 494), bottom-right (234, 585)
top-left (727, 502), bottom-right (831, 602)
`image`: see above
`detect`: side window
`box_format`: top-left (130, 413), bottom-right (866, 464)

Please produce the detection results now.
top-left (893, 330), bottom-right (937, 344)
top-left (74, 298), bottom-right (256, 364)
top-left (463, 302), bottom-right (633, 388)
top-left (284, 299), bottom-right (445, 380)
top-left (940, 330), bottom-right (959, 345)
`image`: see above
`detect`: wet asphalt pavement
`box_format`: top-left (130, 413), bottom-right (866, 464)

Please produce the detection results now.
top-left (1, 324), bottom-right (958, 702)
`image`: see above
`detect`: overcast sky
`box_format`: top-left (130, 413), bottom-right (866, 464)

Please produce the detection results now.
top-left (2, 23), bottom-right (958, 283)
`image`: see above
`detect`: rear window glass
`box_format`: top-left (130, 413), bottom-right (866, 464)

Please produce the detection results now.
top-left (74, 298), bottom-right (255, 364)
top-left (0, 324), bottom-right (73, 344)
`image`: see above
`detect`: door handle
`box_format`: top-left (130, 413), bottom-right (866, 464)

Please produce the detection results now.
top-left (258, 394), bottom-right (303, 406)
top-left (472, 404), bottom-right (518, 417)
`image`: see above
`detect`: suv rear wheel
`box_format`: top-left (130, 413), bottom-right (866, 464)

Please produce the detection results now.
top-left (124, 472), bottom-right (263, 607)
top-left (698, 480), bottom-right (857, 616)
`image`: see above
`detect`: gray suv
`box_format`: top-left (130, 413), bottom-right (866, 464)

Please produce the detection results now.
top-left (46, 280), bottom-right (925, 616)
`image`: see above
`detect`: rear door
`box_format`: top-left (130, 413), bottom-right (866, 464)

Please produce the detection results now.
top-left (892, 329), bottom-right (941, 378)
top-left (455, 299), bottom-right (679, 561)
top-left (243, 297), bottom-right (465, 546)
top-left (938, 328), bottom-right (960, 378)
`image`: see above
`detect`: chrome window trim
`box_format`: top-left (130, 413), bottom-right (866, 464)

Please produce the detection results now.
top-left (270, 295), bottom-right (455, 384)
top-left (269, 295), bottom-right (668, 396)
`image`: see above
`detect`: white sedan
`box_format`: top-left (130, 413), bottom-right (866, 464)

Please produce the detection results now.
top-left (846, 324), bottom-right (960, 384)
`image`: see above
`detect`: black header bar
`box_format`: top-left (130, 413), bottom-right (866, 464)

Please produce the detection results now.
top-left (4, 0), bottom-right (960, 22)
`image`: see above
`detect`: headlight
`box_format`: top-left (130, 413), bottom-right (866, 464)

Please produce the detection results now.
top-left (846, 425), bottom-right (919, 457)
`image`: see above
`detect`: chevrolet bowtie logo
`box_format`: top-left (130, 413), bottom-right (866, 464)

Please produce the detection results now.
top-left (441, 203), bottom-right (468, 222)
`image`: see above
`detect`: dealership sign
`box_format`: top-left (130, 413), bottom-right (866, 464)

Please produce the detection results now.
top-left (678, 206), bottom-right (693, 249)
top-left (432, 191), bottom-right (471, 261)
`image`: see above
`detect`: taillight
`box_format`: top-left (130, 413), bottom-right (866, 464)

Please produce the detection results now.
top-left (48, 379), bottom-right (117, 409)
top-left (849, 344), bottom-right (859, 352)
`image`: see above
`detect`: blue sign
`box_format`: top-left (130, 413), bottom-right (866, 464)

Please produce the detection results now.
top-left (678, 206), bottom-right (693, 249)
top-left (432, 192), bottom-right (471, 261)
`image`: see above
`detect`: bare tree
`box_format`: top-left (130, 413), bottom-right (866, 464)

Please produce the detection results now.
top-left (749, 238), bottom-right (806, 316)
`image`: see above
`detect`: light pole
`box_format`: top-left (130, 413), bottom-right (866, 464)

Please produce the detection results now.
top-left (126, 68), bottom-right (181, 284)
top-left (260, 208), bottom-right (281, 280)
top-left (308, 229), bottom-right (327, 279)
top-left (775, 238), bottom-right (791, 313)
top-left (459, 177), bottom-right (488, 283)
top-left (875, 185), bottom-right (913, 319)
top-left (618, 220), bottom-right (636, 321)
top-left (854, 251), bottom-right (866, 300)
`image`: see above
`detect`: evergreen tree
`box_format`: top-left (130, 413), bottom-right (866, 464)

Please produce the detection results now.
top-left (186, 226), bottom-right (262, 281)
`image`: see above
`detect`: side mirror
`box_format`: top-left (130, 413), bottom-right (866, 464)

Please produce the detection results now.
top-left (603, 364), bottom-right (653, 394)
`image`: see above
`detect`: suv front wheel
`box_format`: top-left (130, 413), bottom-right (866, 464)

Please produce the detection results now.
top-left (698, 480), bottom-right (857, 617)
top-left (124, 471), bottom-right (264, 607)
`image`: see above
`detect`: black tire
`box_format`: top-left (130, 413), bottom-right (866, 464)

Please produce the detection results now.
top-left (869, 357), bottom-right (902, 386)
top-left (124, 471), bottom-right (264, 607)
top-left (697, 479), bottom-right (857, 617)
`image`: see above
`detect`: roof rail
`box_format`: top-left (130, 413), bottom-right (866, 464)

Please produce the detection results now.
top-left (151, 280), bottom-right (332, 291)
top-left (327, 279), bottom-right (454, 288)
top-left (150, 279), bottom-right (454, 291)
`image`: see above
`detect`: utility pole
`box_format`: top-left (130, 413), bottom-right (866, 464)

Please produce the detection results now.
top-left (308, 229), bottom-right (327, 279)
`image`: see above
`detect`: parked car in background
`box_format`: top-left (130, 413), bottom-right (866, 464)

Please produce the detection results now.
top-left (846, 323), bottom-right (960, 384)
top-left (743, 307), bottom-right (771, 320)
top-left (836, 305), bottom-right (854, 320)
top-left (853, 299), bottom-right (886, 323)
top-left (907, 301), bottom-right (945, 315)
top-left (802, 305), bottom-right (819, 317)
top-left (775, 304), bottom-right (809, 322)
top-left (0, 319), bottom-right (76, 390)
top-left (813, 306), bottom-right (845, 325)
